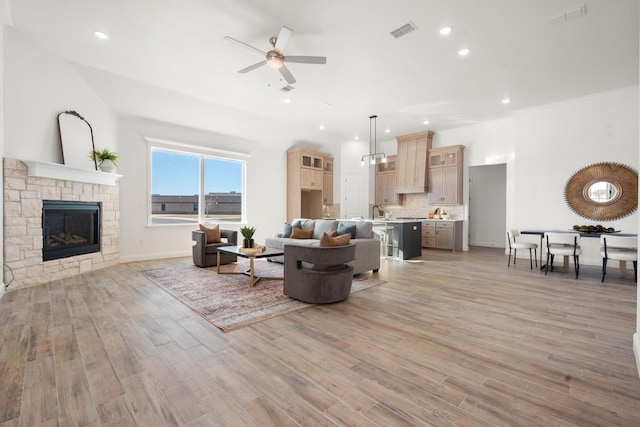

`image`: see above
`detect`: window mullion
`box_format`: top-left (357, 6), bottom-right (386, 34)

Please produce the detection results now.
top-left (199, 157), bottom-right (205, 223)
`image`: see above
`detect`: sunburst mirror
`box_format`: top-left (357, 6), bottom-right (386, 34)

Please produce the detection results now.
top-left (564, 162), bottom-right (638, 221)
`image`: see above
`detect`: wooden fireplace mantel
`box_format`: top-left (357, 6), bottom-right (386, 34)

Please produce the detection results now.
top-left (22, 160), bottom-right (122, 186)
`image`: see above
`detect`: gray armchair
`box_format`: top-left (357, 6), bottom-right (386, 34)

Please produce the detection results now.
top-left (284, 244), bottom-right (356, 304)
top-left (192, 229), bottom-right (238, 267)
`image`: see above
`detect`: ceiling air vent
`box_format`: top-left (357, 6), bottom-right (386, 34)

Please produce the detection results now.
top-left (390, 21), bottom-right (418, 39)
top-left (280, 85), bottom-right (295, 93)
top-left (549, 3), bottom-right (587, 25)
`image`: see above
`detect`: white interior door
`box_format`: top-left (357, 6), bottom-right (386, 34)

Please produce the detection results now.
top-left (469, 164), bottom-right (507, 247)
top-left (344, 174), bottom-right (365, 218)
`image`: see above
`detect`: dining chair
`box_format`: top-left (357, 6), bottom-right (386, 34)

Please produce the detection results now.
top-left (506, 229), bottom-right (538, 269)
top-left (544, 232), bottom-right (582, 279)
top-left (600, 235), bottom-right (637, 283)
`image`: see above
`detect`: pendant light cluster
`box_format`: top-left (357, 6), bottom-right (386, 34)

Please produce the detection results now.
top-left (360, 115), bottom-right (387, 166)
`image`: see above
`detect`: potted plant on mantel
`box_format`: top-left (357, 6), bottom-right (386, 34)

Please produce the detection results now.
top-left (239, 226), bottom-right (256, 248)
top-left (90, 148), bottom-right (118, 173)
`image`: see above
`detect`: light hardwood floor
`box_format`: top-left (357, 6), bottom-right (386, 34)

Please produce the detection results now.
top-left (1, 247), bottom-right (639, 426)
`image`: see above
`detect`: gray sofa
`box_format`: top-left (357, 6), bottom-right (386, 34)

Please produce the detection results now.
top-left (265, 219), bottom-right (380, 275)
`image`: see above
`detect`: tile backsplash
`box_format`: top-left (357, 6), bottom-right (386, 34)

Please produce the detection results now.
top-left (372, 193), bottom-right (465, 219)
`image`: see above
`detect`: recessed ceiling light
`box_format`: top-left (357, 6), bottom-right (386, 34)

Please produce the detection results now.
top-left (283, 98), bottom-right (291, 103)
top-left (423, 120), bottom-right (430, 125)
top-left (439, 26), bottom-right (452, 36)
top-left (502, 98), bottom-right (511, 104)
top-left (94, 31), bottom-right (109, 40)
top-left (354, 135), bottom-right (359, 140)
top-left (458, 48), bottom-right (470, 56)
top-left (319, 124), bottom-right (325, 130)
top-left (385, 128), bottom-right (390, 133)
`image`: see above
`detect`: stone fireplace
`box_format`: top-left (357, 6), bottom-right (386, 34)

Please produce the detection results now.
top-left (3, 158), bottom-right (120, 289)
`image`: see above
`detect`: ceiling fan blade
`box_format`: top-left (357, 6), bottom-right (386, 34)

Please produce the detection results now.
top-left (279, 65), bottom-right (296, 84)
top-left (224, 36), bottom-right (266, 56)
top-left (274, 26), bottom-right (293, 53)
top-left (285, 55), bottom-right (327, 64)
top-left (239, 61), bottom-right (266, 73)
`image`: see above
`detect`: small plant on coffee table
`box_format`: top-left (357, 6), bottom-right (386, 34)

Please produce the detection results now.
top-left (240, 226), bottom-right (256, 248)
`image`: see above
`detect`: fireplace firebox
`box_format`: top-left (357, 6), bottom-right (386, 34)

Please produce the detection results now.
top-left (42, 200), bottom-right (101, 261)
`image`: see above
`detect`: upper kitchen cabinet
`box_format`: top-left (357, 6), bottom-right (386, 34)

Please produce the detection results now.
top-left (375, 155), bottom-right (399, 205)
top-left (428, 145), bottom-right (465, 205)
top-left (395, 130), bottom-right (434, 194)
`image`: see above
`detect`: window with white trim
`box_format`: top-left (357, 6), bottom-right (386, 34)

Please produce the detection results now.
top-left (150, 147), bottom-right (245, 225)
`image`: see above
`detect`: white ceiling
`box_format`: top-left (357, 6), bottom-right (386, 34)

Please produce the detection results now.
top-left (7, 0), bottom-right (639, 147)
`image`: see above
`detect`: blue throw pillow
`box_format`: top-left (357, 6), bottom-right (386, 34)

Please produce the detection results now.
top-left (283, 220), bottom-right (302, 238)
top-left (337, 223), bottom-right (357, 239)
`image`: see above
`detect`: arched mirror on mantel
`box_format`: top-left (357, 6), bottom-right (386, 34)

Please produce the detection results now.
top-left (564, 162), bottom-right (638, 221)
top-left (57, 111), bottom-right (97, 170)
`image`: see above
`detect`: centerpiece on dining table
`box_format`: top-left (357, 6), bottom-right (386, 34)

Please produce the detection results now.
top-left (572, 224), bottom-right (618, 233)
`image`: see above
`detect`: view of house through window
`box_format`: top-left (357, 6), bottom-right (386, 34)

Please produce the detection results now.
top-left (150, 148), bottom-right (244, 225)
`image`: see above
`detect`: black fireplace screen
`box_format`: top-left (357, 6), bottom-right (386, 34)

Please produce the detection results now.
top-left (42, 200), bottom-right (100, 261)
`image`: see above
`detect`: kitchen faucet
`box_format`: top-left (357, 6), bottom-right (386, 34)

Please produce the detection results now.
top-left (371, 204), bottom-right (384, 219)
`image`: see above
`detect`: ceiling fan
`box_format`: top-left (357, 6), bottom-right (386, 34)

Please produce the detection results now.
top-left (224, 26), bottom-right (326, 85)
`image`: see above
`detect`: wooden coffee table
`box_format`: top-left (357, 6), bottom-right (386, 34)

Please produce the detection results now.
top-left (216, 246), bottom-right (284, 287)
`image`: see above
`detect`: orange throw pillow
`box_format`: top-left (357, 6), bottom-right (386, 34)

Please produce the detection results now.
top-left (199, 224), bottom-right (221, 243)
top-left (291, 227), bottom-right (313, 239)
top-left (313, 232), bottom-right (351, 270)
top-left (320, 232), bottom-right (351, 247)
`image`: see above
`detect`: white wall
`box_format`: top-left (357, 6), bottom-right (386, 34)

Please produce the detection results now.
top-left (0, 21), bottom-right (5, 297)
top-left (118, 118), bottom-right (286, 262)
top-left (635, 14), bottom-right (640, 377)
top-left (3, 28), bottom-right (118, 163)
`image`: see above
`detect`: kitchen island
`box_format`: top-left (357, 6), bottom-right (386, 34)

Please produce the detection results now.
top-left (370, 219), bottom-right (423, 260)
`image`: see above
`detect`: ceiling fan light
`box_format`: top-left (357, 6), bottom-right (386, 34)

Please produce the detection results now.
top-left (267, 57), bottom-right (283, 69)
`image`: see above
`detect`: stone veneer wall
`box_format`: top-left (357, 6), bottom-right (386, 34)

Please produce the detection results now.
top-left (3, 158), bottom-right (120, 290)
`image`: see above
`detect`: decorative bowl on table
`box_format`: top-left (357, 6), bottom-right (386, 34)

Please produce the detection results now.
top-left (572, 225), bottom-right (619, 233)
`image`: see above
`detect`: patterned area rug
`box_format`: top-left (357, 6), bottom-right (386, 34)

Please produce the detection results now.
top-left (140, 259), bottom-right (385, 332)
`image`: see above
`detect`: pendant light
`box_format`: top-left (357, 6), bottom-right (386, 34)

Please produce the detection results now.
top-left (360, 115), bottom-right (387, 166)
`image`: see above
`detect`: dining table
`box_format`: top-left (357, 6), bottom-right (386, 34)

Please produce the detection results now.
top-left (520, 229), bottom-right (637, 273)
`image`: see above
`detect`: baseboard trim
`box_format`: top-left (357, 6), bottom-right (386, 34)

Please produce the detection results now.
top-left (469, 240), bottom-right (504, 248)
top-left (120, 251), bottom-right (189, 263)
top-left (634, 332), bottom-right (640, 378)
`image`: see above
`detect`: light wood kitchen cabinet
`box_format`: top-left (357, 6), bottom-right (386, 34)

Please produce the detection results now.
top-left (428, 145), bottom-right (464, 205)
top-left (375, 155), bottom-right (399, 205)
top-left (287, 148), bottom-right (327, 221)
top-left (395, 130), bottom-right (433, 194)
top-left (422, 220), bottom-right (463, 252)
top-left (300, 168), bottom-right (323, 190)
top-left (429, 148), bottom-right (460, 167)
top-left (323, 156), bottom-right (333, 204)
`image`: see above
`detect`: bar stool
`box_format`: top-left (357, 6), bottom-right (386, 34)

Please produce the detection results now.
top-left (374, 223), bottom-right (396, 258)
